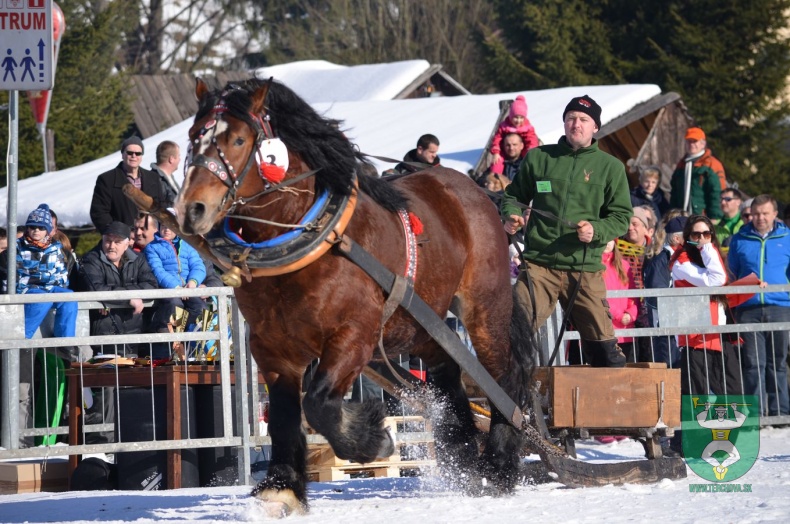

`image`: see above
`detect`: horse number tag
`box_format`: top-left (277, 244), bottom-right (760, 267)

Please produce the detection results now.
top-left (536, 181), bottom-right (552, 193)
top-left (258, 138), bottom-right (289, 172)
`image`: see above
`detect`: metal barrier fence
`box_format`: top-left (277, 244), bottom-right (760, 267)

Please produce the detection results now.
top-left (538, 283), bottom-right (790, 426)
top-left (0, 287), bottom-right (261, 487)
top-left (1, 283), bottom-right (788, 489)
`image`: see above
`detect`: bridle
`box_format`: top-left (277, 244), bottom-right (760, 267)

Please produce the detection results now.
top-left (187, 84), bottom-right (324, 237)
top-left (187, 86), bottom-right (277, 211)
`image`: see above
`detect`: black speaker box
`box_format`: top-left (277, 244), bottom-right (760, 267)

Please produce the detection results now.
top-left (115, 386), bottom-right (199, 490)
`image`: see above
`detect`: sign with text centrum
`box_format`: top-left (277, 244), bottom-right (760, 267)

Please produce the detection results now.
top-left (0, 0), bottom-right (53, 90)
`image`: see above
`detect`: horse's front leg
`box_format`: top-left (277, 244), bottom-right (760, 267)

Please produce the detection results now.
top-left (251, 370), bottom-right (308, 516)
top-left (302, 332), bottom-right (395, 464)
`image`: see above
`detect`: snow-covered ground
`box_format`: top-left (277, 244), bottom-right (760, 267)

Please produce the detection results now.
top-left (2, 426), bottom-right (788, 523)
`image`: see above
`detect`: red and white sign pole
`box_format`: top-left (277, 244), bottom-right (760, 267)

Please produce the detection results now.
top-left (26, 2), bottom-right (64, 172)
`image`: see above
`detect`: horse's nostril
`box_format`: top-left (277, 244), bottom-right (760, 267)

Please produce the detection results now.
top-left (187, 202), bottom-right (206, 223)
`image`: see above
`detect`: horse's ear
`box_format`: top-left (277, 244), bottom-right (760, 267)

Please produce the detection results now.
top-left (250, 77), bottom-right (273, 114)
top-left (195, 77), bottom-right (210, 103)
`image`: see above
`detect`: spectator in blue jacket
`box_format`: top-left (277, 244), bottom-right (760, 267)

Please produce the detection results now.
top-left (144, 220), bottom-right (207, 333)
top-left (727, 194), bottom-right (790, 416)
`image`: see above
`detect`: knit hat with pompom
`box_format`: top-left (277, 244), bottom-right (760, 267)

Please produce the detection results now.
top-left (509, 95), bottom-right (528, 119)
top-left (25, 203), bottom-right (53, 234)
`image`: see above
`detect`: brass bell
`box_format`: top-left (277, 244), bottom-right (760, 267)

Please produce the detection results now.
top-left (221, 266), bottom-right (243, 288)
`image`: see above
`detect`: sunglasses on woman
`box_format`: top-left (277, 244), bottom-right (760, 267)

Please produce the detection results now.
top-left (689, 230), bottom-right (712, 241)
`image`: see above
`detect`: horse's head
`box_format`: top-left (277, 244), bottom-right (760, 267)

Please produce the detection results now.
top-left (177, 78), bottom-right (279, 235)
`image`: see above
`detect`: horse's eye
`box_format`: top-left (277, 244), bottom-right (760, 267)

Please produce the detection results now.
top-left (234, 137), bottom-right (245, 146)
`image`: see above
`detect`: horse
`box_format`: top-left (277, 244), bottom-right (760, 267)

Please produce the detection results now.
top-left (174, 77), bottom-right (537, 514)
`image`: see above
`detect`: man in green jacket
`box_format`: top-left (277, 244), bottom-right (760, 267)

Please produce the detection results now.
top-left (501, 95), bottom-right (632, 367)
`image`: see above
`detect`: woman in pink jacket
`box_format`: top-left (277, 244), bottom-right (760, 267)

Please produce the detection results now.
top-left (603, 239), bottom-right (638, 361)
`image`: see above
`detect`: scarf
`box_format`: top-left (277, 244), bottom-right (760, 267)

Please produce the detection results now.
top-left (682, 149), bottom-right (706, 213)
top-left (24, 234), bottom-right (51, 250)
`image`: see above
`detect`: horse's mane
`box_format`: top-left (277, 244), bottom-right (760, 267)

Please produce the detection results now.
top-left (195, 78), bottom-right (408, 212)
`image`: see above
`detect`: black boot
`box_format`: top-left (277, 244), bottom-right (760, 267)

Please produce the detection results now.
top-left (584, 339), bottom-right (626, 368)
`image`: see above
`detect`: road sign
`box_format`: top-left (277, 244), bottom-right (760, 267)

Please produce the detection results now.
top-left (0, 0), bottom-right (54, 90)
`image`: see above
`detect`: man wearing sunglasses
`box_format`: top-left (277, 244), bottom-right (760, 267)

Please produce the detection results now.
top-left (716, 188), bottom-right (745, 246)
top-left (90, 136), bottom-right (163, 233)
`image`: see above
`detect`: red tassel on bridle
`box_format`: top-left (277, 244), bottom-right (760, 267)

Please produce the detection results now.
top-left (260, 163), bottom-right (286, 184)
top-left (408, 212), bottom-right (423, 236)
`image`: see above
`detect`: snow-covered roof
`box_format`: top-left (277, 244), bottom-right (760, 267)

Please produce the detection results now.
top-left (1, 83), bottom-right (661, 228)
top-left (252, 60), bottom-right (435, 103)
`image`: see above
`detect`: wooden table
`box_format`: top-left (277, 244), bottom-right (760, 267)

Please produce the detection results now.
top-left (66, 364), bottom-right (237, 489)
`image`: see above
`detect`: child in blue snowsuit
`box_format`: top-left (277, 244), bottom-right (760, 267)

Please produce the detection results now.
top-left (13, 204), bottom-right (78, 339)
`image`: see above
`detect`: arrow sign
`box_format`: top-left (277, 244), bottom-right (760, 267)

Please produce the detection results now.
top-left (0, 0), bottom-right (54, 90)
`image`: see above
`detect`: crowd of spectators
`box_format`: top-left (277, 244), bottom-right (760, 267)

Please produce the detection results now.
top-left (1, 137), bottom-right (226, 447)
top-left (6, 100), bottom-right (790, 453)
top-left (494, 98), bottom-right (789, 419)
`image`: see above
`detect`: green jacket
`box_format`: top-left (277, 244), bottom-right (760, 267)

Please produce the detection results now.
top-left (500, 137), bottom-right (632, 272)
top-left (716, 214), bottom-right (744, 245)
top-left (669, 163), bottom-right (723, 219)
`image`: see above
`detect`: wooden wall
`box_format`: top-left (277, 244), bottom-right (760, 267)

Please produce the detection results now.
top-left (598, 93), bottom-right (692, 191)
top-left (129, 72), bottom-right (251, 138)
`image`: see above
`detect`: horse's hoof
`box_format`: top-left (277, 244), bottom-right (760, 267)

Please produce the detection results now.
top-left (261, 500), bottom-right (292, 519)
top-left (252, 487), bottom-right (306, 517)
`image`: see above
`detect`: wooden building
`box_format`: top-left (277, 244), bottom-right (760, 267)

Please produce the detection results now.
top-left (597, 92), bottom-right (692, 190)
top-left (129, 64), bottom-right (469, 139)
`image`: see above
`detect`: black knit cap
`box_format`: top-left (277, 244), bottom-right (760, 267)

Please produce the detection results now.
top-left (563, 95), bottom-right (602, 129)
top-left (102, 221), bottom-right (131, 239)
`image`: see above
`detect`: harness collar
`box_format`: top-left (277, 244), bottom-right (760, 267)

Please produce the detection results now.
top-left (205, 173), bottom-right (359, 282)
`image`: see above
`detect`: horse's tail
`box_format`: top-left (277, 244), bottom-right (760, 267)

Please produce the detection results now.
top-left (501, 288), bottom-right (536, 409)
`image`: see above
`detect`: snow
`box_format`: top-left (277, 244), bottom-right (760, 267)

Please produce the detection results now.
top-left (2, 426), bottom-right (788, 523)
top-left (0, 58), bottom-right (660, 228)
top-left (253, 60), bottom-right (437, 103)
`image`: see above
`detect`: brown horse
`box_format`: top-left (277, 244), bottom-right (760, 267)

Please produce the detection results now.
top-left (175, 78), bottom-right (535, 514)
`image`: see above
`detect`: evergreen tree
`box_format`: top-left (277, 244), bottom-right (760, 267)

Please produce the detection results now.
top-left (480, 0), bottom-right (621, 90)
top-left (0, 1), bottom-right (136, 185)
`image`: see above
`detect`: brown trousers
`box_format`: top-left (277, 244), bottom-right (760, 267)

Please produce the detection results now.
top-left (515, 262), bottom-right (615, 342)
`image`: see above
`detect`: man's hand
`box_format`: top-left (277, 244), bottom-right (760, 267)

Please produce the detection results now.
top-left (621, 312), bottom-right (632, 326)
top-left (130, 298), bottom-right (144, 315)
top-left (577, 220), bottom-right (594, 243)
top-left (705, 402), bottom-right (711, 410)
top-left (504, 214), bottom-right (525, 235)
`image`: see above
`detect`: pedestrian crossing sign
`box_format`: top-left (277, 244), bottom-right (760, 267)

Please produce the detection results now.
top-left (0, 0), bottom-right (53, 90)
